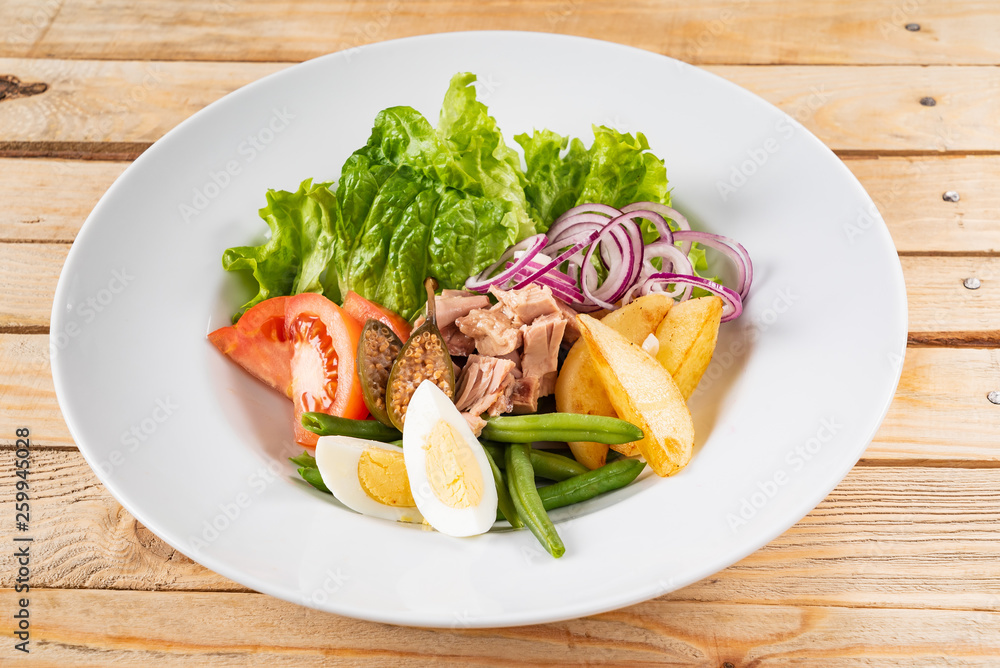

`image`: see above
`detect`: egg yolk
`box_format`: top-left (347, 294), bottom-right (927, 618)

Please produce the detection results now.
top-left (357, 448), bottom-right (416, 507)
top-left (423, 419), bottom-right (483, 508)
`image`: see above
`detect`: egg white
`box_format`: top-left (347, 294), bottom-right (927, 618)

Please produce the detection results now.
top-left (315, 435), bottom-right (424, 524)
top-left (402, 380), bottom-right (499, 537)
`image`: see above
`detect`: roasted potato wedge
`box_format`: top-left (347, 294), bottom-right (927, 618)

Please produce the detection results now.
top-left (555, 294), bottom-right (673, 466)
top-left (578, 314), bottom-right (695, 477)
top-left (655, 296), bottom-right (723, 399)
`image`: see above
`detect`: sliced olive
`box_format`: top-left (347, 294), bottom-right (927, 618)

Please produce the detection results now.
top-left (357, 318), bottom-right (403, 426)
top-left (386, 278), bottom-right (456, 430)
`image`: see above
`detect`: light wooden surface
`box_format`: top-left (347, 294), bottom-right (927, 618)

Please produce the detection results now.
top-left (1, 1), bottom-right (998, 665)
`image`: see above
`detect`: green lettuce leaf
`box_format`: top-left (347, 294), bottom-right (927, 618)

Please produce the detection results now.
top-left (222, 178), bottom-right (340, 320)
top-left (438, 73), bottom-right (534, 241)
top-left (577, 126), bottom-right (671, 209)
top-left (515, 129), bottom-right (590, 229)
top-left (325, 74), bottom-right (526, 318)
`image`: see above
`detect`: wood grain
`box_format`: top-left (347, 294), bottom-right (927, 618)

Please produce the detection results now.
top-left (1, 450), bottom-right (999, 613)
top-left (0, 590), bottom-right (997, 667)
top-left (0, 158), bottom-right (127, 242)
top-left (0, 242), bottom-right (68, 328)
top-left (2, 59), bottom-right (1000, 152)
top-left (843, 156), bottom-right (1000, 253)
top-left (4, 0), bottom-right (1000, 66)
top-left (5, 155), bottom-right (1000, 251)
top-left (901, 256), bottom-right (1000, 334)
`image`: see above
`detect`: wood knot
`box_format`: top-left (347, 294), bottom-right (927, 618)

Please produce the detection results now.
top-left (0, 74), bottom-right (48, 101)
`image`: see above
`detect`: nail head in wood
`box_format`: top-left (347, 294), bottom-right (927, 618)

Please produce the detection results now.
top-left (905, 23), bottom-right (920, 31)
top-left (920, 96), bottom-right (936, 107)
top-left (942, 190), bottom-right (960, 202)
top-left (963, 277), bottom-right (981, 290)
top-left (988, 391), bottom-right (1000, 405)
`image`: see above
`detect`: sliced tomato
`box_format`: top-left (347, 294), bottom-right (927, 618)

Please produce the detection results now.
top-left (208, 297), bottom-right (293, 397)
top-left (285, 293), bottom-right (368, 446)
top-left (342, 291), bottom-right (412, 342)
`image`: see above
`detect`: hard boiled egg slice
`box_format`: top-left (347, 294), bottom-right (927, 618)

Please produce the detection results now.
top-left (315, 435), bottom-right (424, 524)
top-left (402, 380), bottom-right (498, 537)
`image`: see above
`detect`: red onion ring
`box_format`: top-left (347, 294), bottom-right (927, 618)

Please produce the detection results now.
top-left (672, 230), bottom-right (753, 300)
top-left (642, 273), bottom-right (743, 322)
top-left (465, 233), bottom-right (547, 292)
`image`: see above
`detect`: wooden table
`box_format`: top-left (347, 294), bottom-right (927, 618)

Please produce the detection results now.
top-left (2, 1), bottom-right (999, 664)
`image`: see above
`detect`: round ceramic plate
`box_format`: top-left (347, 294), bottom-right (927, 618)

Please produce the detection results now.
top-left (51, 31), bottom-right (906, 628)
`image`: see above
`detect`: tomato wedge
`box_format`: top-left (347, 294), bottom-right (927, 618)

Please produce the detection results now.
top-left (285, 293), bottom-right (368, 446)
top-left (342, 291), bottom-right (412, 342)
top-left (208, 297), bottom-right (293, 397)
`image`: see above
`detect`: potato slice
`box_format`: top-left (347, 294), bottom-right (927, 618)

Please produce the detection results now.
top-left (655, 296), bottom-right (723, 400)
top-left (578, 314), bottom-right (694, 477)
top-left (555, 294), bottom-right (673, 466)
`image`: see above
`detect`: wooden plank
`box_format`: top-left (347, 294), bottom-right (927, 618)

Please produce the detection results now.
top-left (865, 349), bottom-right (1000, 464)
top-left (1, 591), bottom-right (998, 666)
top-left (3, 448), bottom-right (1000, 614)
top-left (6, 155), bottom-right (1000, 251)
top-left (0, 159), bottom-right (127, 242)
top-left (0, 243), bottom-right (67, 328)
top-left (1, 60), bottom-right (1000, 152)
top-left (3, 248), bottom-right (996, 334)
top-left (902, 256), bottom-right (1000, 336)
top-left (3, 0), bottom-right (1000, 66)
top-left (845, 156), bottom-right (1000, 254)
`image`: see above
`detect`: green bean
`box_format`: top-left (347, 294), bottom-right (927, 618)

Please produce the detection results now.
top-left (289, 451), bottom-right (332, 494)
top-left (289, 451), bottom-right (317, 468)
top-left (482, 413), bottom-right (642, 445)
top-left (301, 412), bottom-right (402, 442)
top-left (297, 467), bottom-right (331, 494)
top-left (483, 446), bottom-right (523, 529)
top-left (537, 459), bottom-right (645, 510)
top-left (506, 444), bottom-right (565, 558)
top-left (528, 449), bottom-right (590, 481)
top-left (496, 458), bottom-right (646, 520)
top-left (483, 443), bottom-right (589, 480)
top-left (481, 441), bottom-right (506, 466)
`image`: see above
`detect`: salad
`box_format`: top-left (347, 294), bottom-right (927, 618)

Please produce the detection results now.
top-left (208, 73), bottom-right (752, 557)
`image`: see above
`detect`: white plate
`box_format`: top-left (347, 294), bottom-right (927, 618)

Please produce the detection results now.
top-left (51, 31), bottom-right (906, 628)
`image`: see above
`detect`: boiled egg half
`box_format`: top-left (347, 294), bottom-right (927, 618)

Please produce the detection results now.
top-left (403, 380), bottom-right (498, 537)
top-left (315, 435), bottom-right (423, 524)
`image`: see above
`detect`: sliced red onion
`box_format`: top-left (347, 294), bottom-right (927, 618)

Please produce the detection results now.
top-left (622, 202), bottom-right (691, 254)
top-left (615, 209), bottom-right (674, 245)
top-left (552, 203), bottom-right (621, 225)
top-left (672, 230), bottom-right (753, 300)
top-left (468, 201), bottom-right (751, 323)
top-left (579, 214), bottom-right (644, 309)
top-left (546, 213), bottom-right (612, 246)
top-left (465, 234), bottom-right (547, 292)
top-left (513, 235), bottom-right (596, 290)
top-left (642, 273), bottom-right (743, 322)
